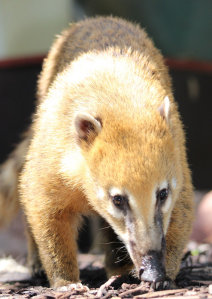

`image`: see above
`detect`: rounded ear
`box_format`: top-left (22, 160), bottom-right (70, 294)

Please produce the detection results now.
top-left (158, 96), bottom-right (170, 122)
top-left (74, 112), bottom-right (102, 144)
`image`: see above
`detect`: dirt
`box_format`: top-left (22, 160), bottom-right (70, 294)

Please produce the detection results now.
top-left (0, 245), bottom-right (212, 298)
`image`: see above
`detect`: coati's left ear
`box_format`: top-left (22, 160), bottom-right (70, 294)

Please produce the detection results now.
top-left (74, 112), bottom-right (102, 144)
top-left (158, 96), bottom-right (170, 122)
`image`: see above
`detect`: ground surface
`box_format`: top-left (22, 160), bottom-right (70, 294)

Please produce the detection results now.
top-left (0, 245), bottom-right (212, 299)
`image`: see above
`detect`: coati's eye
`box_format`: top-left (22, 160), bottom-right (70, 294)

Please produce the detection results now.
top-left (157, 188), bottom-right (169, 204)
top-left (112, 195), bottom-right (128, 210)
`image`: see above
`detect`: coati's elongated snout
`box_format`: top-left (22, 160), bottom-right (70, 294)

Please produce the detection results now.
top-left (123, 200), bottom-right (167, 283)
top-left (138, 199), bottom-right (167, 282)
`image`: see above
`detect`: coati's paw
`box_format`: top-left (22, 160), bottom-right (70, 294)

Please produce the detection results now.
top-left (151, 278), bottom-right (176, 291)
top-left (56, 282), bottom-right (89, 292)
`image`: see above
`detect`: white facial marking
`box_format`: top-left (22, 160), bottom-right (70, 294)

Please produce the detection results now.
top-left (161, 195), bottom-right (172, 213)
top-left (107, 204), bottom-right (123, 219)
top-left (127, 192), bottom-right (138, 212)
top-left (151, 185), bottom-right (157, 209)
top-left (171, 178), bottom-right (177, 189)
top-left (109, 187), bottom-right (123, 197)
top-left (160, 180), bottom-right (168, 190)
top-left (97, 187), bottom-right (105, 200)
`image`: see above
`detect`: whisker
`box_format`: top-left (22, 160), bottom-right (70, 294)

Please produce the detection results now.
top-left (114, 252), bottom-right (131, 264)
top-left (115, 245), bottom-right (127, 254)
top-left (99, 241), bottom-right (123, 246)
top-left (99, 225), bottom-right (111, 231)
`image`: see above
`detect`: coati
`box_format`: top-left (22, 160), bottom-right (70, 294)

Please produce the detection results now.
top-left (0, 16), bottom-right (193, 289)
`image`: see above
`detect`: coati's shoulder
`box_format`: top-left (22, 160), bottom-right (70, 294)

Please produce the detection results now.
top-left (37, 16), bottom-right (169, 102)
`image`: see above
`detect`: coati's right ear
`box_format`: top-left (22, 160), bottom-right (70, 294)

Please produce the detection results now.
top-left (74, 112), bottom-right (102, 144)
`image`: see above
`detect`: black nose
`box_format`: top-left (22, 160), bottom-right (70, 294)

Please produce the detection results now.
top-left (139, 250), bottom-right (166, 282)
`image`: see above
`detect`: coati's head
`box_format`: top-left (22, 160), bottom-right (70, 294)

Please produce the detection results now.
top-left (73, 100), bottom-right (182, 282)
top-left (58, 53), bottom-right (183, 282)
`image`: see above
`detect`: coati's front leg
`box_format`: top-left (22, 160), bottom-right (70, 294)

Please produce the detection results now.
top-left (26, 225), bottom-right (44, 278)
top-left (25, 206), bottom-right (81, 288)
top-left (165, 187), bottom-right (194, 282)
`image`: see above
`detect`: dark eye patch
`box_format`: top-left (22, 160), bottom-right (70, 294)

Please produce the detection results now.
top-left (111, 194), bottom-right (129, 213)
top-left (156, 188), bottom-right (169, 204)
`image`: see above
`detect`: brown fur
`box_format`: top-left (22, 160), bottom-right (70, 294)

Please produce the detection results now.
top-left (0, 16), bottom-right (193, 288)
top-left (0, 134), bottom-right (30, 227)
